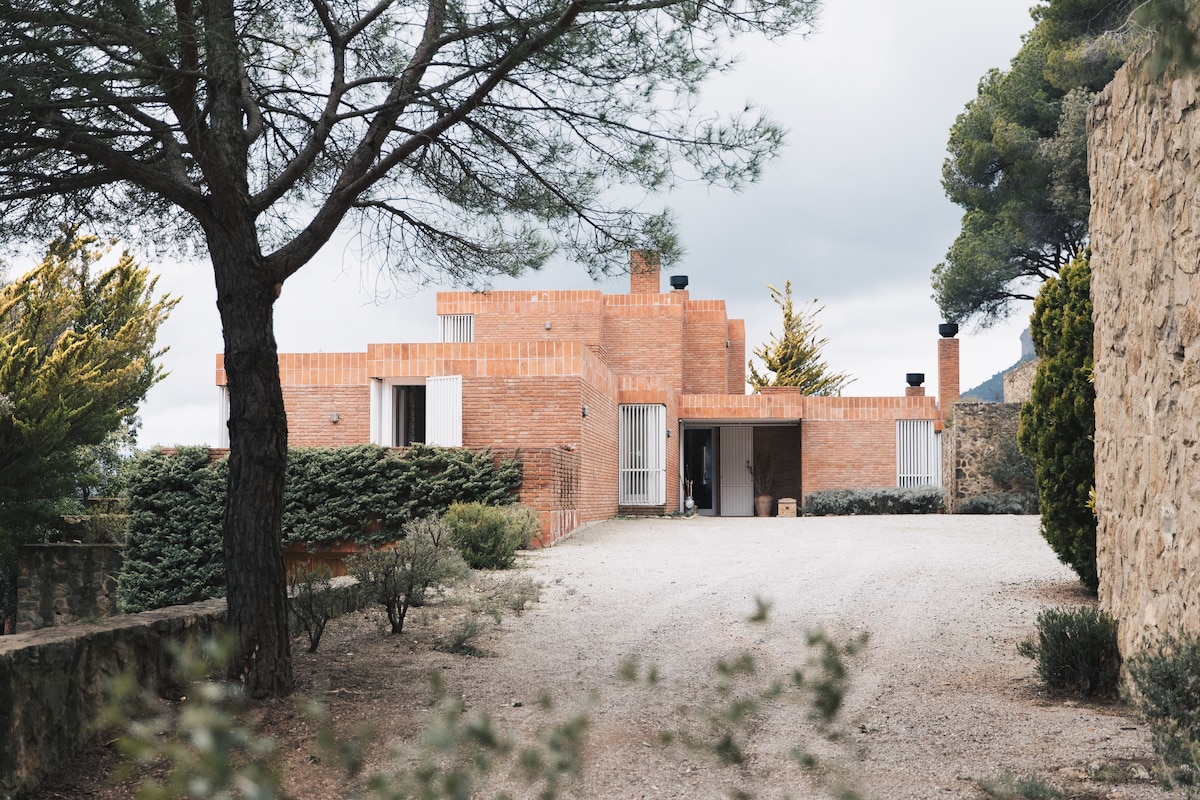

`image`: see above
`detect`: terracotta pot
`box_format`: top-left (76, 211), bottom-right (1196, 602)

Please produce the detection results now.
top-left (754, 494), bottom-right (773, 517)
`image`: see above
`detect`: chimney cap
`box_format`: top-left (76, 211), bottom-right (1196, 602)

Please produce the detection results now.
top-left (938, 322), bottom-right (959, 338)
top-left (669, 274), bottom-right (689, 290)
top-left (906, 372), bottom-right (925, 387)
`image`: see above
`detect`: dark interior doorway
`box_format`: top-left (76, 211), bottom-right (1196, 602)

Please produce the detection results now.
top-left (683, 428), bottom-right (715, 514)
top-left (395, 385), bottom-right (426, 446)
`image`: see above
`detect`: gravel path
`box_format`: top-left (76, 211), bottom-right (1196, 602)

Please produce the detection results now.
top-left (436, 514), bottom-right (1179, 799)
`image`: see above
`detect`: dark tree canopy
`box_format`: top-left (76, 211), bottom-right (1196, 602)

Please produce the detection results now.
top-left (933, 0), bottom-right (1138, 326)
top-left (0, 0), bottom-right (819, 694)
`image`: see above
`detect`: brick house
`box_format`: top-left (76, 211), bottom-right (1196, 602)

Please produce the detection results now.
top-left (216, 252), bottom-right (955, 546)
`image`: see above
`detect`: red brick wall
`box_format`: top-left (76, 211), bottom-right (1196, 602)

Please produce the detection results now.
top-left (461, 376), bottom-right (582, 450)
top-left (727, 319), bottom-right (746, 394)
top-left (602, 295), bottom-right (684, 388)
top-left (683, 301), bottom-right (730, 394)
top-left (284, 386), bottom-right (370, 446)
top-left (800, 419), bottom-right (897, 497)
top-left (438, 291), bottom-right (605, 350)
top-left (629, 250), bottom-right (661, 294)
top-left (580, 380), bottom-right (620, 523)
top-left (490, 447), bottom-right (581, 548)
top-left (938, 337), bottom-right (960, 420)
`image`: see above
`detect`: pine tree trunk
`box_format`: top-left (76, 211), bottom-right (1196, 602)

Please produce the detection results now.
top-left (210, 228), bottom-right (293, 698)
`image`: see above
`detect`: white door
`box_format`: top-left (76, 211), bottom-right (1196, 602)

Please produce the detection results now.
top-left (425, 375), bottom-right (463, 446)
top-left (720, 426), bottom-right (754, 517)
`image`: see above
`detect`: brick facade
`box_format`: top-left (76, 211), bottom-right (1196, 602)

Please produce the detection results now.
top-left (220, 256), bottom-right (948, 544)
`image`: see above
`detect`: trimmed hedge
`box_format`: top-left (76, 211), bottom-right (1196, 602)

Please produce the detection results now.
top-left (803, 486), bottom-right (944, 516)
top-left (118, 446), bottom-right (227, 613)
top-left (118, 444), bottom-right (522, 612)
top-left (957, 492), bottom-right (1033, 515)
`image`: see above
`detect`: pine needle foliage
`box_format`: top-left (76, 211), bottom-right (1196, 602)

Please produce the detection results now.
top-left (1018, 252), bottom-right (1097, 592)
top-left (748, 281), bottom-right (852, 395)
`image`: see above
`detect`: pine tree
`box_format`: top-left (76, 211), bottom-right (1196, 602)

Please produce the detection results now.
top-left (748, 282), bottom-right (852, 396)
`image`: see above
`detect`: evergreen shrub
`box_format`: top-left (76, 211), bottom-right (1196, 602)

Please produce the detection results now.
top-left (119, 444), bottom-right (522, 612)
top-left (118, 446), bottom-right (227, 613)
top-left (1022, 606), bottom-right (1120, 697)
top-left (957, 493), bottom-right (1031, 515)
top-left (803, 486), bottom-right (944, 516)
top-left (443, 502), bottom-right (540, 569)
top-left (1018, 252), bottom-right (1097, 592)
top-left (1127, 633), bottom-right (1200, 790)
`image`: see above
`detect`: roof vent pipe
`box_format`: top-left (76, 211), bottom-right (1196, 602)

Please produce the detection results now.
top-left (906, 373), bottom-right (925, 387)
top-left (669, 275), bottom-right (689, 290)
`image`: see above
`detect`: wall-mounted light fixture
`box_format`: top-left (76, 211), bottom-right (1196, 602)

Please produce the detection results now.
top-left (725, 339), bottom-right (730, 348)
top-left (330, 411), bottom-right (340, 423)
top-left (581, 405), bottom-right (589, 418)
top-left (545, 321), bottom-right (552, 330)
top-left (666, 429), bottom-right (671, 438)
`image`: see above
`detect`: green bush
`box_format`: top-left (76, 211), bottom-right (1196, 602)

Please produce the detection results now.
top-left (119, 445), bottom-right (522, 612)
top-left (118, 447), bottom-right (227, 613)
top-left (958, 492), bottom-right (1032, 515)
top-left (443, 502), bottom-right (539, 570)
top-left (347, 517), bottom-right (468, 634)
top-left (1126, 633), bottom-right (1200, 791)
top-left (1022, 606), bottom-right (1120, 697)
top-left (283, 444), bottom-right (523, 546)
top-left (288, 564), bottom-right (336, 653)
top-left (1018, 252), bottom-right (1097, 592)
top-left (803, 486), bottom-right (944, 516)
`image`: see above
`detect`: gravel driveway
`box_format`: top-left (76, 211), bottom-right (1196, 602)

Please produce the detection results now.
top-left (437, 514), bottom-right (1180, 799)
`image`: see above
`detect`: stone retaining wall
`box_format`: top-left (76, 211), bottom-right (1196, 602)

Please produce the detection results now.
top-left (0, 600), bottom-right (227, 798)
top-left (1089, 59), bottom-right (1200, 656)
top-left (16, 544), bottom-right (123, 632)
top-left (941, 402), bottom-right (1024, 513)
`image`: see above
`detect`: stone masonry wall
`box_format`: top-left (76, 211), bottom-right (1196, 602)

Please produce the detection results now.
top-left (0, 601), bottom-right (227, 797)
top-left (1089, 61), bottom-right (1200, 656)
top-left (941, 402), bottom-right (1022, 513)
top-left (1002, 359), bottom-right (1038, 404)
top-left (16, 544), bottom-right (124, 632)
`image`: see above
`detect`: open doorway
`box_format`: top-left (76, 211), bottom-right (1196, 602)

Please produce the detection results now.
top-left (683, 428), bottom-right (715, 515)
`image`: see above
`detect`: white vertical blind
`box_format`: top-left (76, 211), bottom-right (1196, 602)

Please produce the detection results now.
top-left (619, 404), bottom-right (666, 505)
top-left (719, 426), bottom-right (754, 516)
top-left (897, 419), bottom-right (941, 487)
top-left (439, 314), bottom-right (474, 343)
top-left (426, 376), bottom-right (463, 447)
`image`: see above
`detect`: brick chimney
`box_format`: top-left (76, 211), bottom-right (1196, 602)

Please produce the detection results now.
top-left (905, 372), bottom-right (925, 397)
top-left (937, 323), bottom-right (960, 419)
top-left (630, 250), bottom-right (661, 294)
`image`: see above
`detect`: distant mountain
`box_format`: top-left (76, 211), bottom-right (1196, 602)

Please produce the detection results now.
top-left (961, 327), bottom-right (1037, 402)
top-left (961, 354), bottom-right (1036, 402)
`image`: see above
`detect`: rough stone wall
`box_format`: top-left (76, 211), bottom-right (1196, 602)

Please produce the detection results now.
top-left (941, 402), bottom-right (1022, 513)
top-left (1002, 359), bottom-right (1038, 404)
top-left (1089, 61), bottom-right (1200, 656)
top-left (16, 544), bottom-right (124, 632)
top-left (0, 600), bottom-right (227, 797)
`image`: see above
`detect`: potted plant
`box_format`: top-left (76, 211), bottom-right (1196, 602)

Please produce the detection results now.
top-left (748, 456), bottom-right (776, 517)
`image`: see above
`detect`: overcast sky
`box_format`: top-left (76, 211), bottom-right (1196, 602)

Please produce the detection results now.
top-left (115, 0), bottom-right (1041, 448)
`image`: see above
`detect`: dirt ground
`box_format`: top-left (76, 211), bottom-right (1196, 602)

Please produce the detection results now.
top-left (31, 515), bottom-right (1184, 799)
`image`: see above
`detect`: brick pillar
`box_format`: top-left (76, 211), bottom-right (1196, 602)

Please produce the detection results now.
top-left (629, 250), bottom-right (660, 294)
top-left (937, 327), bottom-right (960, 420)
top-left (905, 386), bottom-right (925, 397)
top-left (726, 319), bottom-right (746, 394)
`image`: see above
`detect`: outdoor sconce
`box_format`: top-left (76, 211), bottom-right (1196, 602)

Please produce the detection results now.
top-left (330, 411), bottom-right (340, 423)
top-left (581, 405), bottom-right (589, 418)
top-left (545, 321), bottom-right (552, 330)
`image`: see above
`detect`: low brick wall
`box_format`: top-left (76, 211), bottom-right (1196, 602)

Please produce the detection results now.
top-left (16, 544), bottom-right (124, 632)
top-left (0, 600), bottom-right (227, 798)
